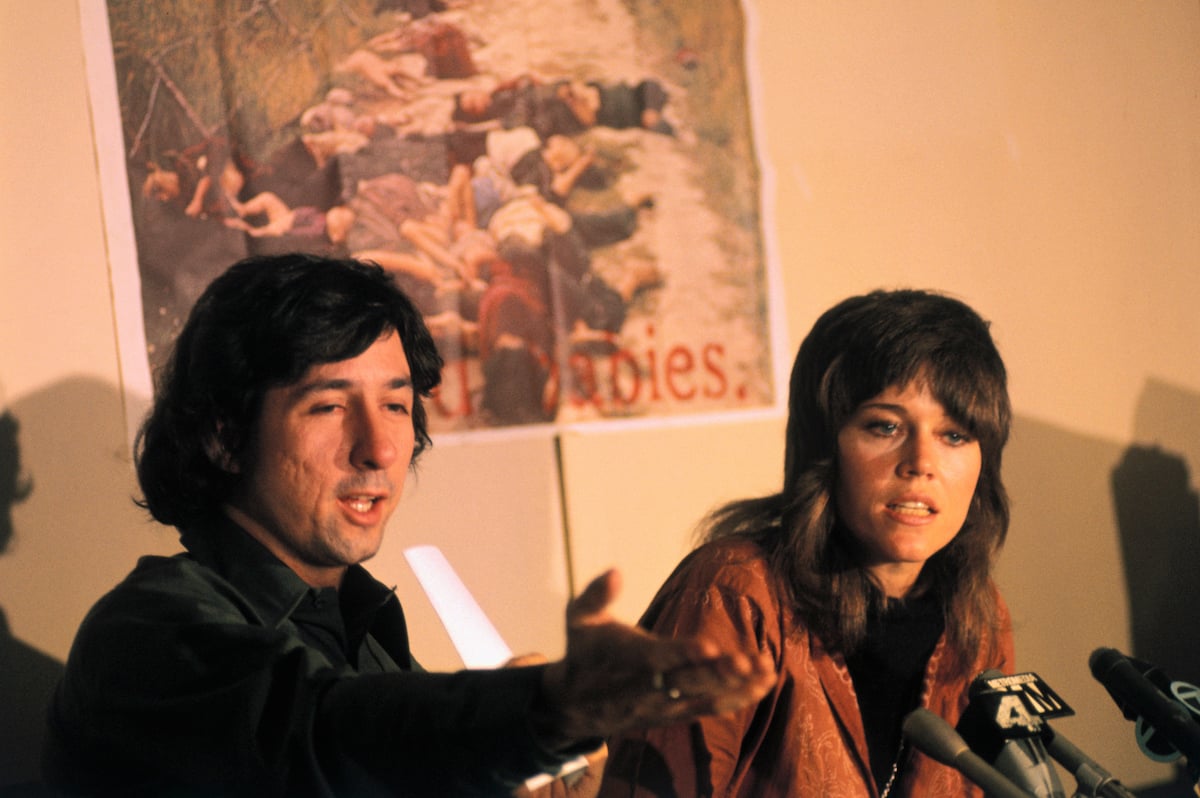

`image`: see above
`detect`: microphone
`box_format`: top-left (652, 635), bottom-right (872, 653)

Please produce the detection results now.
top-left (957, 670), bottom-right (1066, 797)
top-left (1089, 647), bottom-right (1200, 782)
top-left (963, 669), bottom-right (1139, 798)
top-left (1039, 724), bottom-right (1138, 798)
top-left (902, 708), bottom-right (1033, 798)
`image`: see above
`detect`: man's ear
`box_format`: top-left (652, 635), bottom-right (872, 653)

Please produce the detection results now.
top-left (202, 428), bottom-right (239, 474)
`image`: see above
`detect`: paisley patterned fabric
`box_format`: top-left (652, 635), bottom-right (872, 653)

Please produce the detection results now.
top-left (599, 538), bottom-right (1014, 798)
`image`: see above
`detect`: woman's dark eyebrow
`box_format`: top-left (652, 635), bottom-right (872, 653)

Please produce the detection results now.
top-left (855, 400), bottom-right (905, 413)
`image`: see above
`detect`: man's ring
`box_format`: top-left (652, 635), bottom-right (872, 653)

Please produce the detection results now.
top-left (652, 670), bottom-right (682, 700)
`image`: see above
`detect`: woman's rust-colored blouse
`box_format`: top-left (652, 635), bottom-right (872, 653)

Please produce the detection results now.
top-left (598, 538), bottom-right (1015, 798)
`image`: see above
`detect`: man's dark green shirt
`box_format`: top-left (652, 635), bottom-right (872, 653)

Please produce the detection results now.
top-left (43, 515), bottom-right (576, 796)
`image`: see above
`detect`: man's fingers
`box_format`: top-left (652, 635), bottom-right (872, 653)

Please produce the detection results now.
top-left (634, 651), bottom-right (774, 708)
top-left (569, 569), bottom-right (621, 621)
top-left (555, 580), bottom-right (776, 740)
top-left (652, 651), bottom-right (774, 704)
top-left (618, 656), bottom-right (775, 730)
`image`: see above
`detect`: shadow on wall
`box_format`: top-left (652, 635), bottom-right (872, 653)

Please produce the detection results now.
top-left (1111, 446), bottom-right (1200, 682)
top-left (0, 408), bottom-right (63, 787)
top-left (1110, 379), bottom-right (1200, 798)
top-left (1112, 378), bottom-right (1200, 685)
top-left (998, 410), bottom-right (1199, 794)
top-left (0, 377), bottom-right (179, 790)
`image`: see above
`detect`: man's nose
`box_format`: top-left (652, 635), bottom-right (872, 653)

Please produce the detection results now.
top-left (350, 410), bottom-right (397, 470)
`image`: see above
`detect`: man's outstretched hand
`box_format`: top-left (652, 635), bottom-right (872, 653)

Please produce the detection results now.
top-left (533, 569), bottom-right (775, 743)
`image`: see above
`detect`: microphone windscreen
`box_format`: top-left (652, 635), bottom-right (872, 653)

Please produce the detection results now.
top-left (902, 709), bottom-right (1033, 798)
top-left (903, 708), bottom-right (968, 766)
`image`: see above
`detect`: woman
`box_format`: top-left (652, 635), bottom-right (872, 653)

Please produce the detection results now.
top-left (599, 289), bottom-right (1015, 797)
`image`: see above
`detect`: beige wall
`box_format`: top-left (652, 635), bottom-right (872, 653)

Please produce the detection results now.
top-left (2, 0), bottom-right (1198, 790)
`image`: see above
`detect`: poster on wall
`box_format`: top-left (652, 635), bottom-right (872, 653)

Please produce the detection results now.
top-left (82, 0), bottom-right (782, 436)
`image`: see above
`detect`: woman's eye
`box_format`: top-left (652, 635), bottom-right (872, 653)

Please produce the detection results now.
top-left (944, 430), bottom-right (974, 445)
top-left (866, 420), bottom-right (899, 436)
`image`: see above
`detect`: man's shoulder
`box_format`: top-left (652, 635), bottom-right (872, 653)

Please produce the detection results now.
top-left (55, 551), bottom-right (320, 729)
top-left (82, 552), bottom-right (258, 629)
top-left (126, 550), bottom-right (229, 592)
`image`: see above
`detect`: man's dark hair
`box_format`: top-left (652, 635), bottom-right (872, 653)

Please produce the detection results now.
top-left (134, 253), bottom-right (444, 531)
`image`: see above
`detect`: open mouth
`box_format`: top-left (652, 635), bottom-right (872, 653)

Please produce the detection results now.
top-left (344, 495), bottom-right (382, 513)
top-left (887, 501), bottom-right (935, 517)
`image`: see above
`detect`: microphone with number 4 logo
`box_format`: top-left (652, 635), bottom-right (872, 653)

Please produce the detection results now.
top-left (957, 670), bottom-right (1068, 797)
top-left (963, 669), bottom-right (1138, 798)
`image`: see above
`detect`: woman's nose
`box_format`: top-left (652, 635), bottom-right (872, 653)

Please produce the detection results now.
top-left (897, 433), bottom-right (936, 478)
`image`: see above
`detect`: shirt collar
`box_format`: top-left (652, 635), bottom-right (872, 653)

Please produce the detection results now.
top-left (178, 513), bottom-right (393, 630)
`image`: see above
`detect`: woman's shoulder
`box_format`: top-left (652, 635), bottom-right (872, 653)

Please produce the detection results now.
top-left (659, 537), bottom-right (777, 600)
top-left (685, 536), bottom-right (768, 570)
top-left (640, 536), bottom-right (806, 654)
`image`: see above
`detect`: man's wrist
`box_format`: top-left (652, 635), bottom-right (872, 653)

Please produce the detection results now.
top-left (529, 660), bottom-right (590, 751)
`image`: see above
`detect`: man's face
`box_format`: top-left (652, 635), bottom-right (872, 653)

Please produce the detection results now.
top-left (227, 331), bottom-right (416, 588)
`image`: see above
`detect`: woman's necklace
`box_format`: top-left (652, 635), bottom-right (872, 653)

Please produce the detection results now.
top-left (879, 739), bottom-right (906, 798)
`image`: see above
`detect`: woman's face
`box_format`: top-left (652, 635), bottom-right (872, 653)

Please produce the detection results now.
top-left (835, 379), bottom-right (981, 598)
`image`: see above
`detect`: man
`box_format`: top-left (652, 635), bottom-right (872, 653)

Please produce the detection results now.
top-left (42, 253), bottom-right (773, 796)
